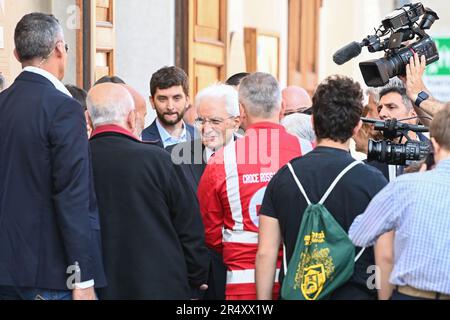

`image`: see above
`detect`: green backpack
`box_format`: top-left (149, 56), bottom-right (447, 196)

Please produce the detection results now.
top-left (281, 161), bottom-right (365, 301)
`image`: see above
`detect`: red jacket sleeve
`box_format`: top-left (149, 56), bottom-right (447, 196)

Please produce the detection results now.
top-left (197, 163), bottom-right (224, 254)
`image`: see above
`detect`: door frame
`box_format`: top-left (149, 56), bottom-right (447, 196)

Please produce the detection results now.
top-left (175, 0), bottom-right (228, 99)
top-left (76, 0), bottom-right (92, 90)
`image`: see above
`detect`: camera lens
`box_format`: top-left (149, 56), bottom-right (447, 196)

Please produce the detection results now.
top-left (368, 140), bottom-right (431, 166)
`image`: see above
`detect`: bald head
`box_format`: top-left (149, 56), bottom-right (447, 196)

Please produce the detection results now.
top-left (122, 84), bottom-right (147, 137)
top-left (282, 86), bottom-right (312, 115)
top-left (87, 83), bottom-right (135, 130)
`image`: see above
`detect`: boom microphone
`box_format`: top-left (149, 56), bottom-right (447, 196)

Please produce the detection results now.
top-left (333, 41), bottom-right (363, 65)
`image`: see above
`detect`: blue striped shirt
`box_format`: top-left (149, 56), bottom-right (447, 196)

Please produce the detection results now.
top-left (349, 158), bottom-right (450, 295)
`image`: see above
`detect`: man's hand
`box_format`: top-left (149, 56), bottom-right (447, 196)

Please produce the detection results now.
top-left (405, 53), bottom-right (429, 103)
top-left (72, 287), bottom-right (97, 300)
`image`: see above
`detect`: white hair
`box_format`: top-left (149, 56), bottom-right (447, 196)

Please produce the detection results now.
top-left (87, 89), bottom-right (135, 128)
top-left (195, 84), bottom-right (240, 117)
top-left (364, 87), bottom-right (380, 106)
top-left (281, 113), bottom-right (316, 143)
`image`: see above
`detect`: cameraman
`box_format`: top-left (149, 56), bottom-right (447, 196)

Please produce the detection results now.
top-left (378, 82), bottom-right (426, 143)
top-left (404, 53), bottom-right (448, 126)
top-left (349, 107), bottom-right (450, 300)
top-left (369, 80), bottom-right (429, 180)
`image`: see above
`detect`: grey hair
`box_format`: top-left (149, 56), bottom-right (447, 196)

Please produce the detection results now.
top-left (378, 78), bottom-right (414, 112)
top-left (195, 84), bottom-right (240, 117)
top-left (14, 13), bottom-right (63, 62)
top-left (281, 113), bottom-right (316, 143)
top-left (239, 72), bottom-right (281, 118)
top-left (87, 90), bottom-right (135, 128)
top-left (364, 87), bottom-right (380, 106)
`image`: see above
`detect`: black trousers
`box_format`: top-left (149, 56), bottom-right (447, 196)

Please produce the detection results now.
top-left (203, 250), bottom-right (227, 300)
top-left (328, 282), bottom-right (377, 300)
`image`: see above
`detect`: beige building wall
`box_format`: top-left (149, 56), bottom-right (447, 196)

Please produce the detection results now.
top-left (319, 0), bottom-right (396, 86)
top-left (115, 0), bottom-right (175, 126)
top-left (228, 0), bottom-right (289, 88)
top-left (0, 0), bottom-right (77, 87)
top-left (51, 0), bottom-right (78, 86)
top-left (0, 0), bottom-right (51, 86)
top-left (421, 0), bottom-right (450, 37)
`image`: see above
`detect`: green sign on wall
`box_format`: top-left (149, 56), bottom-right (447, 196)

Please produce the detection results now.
top-left (425, 38), bottom-right (450, 76)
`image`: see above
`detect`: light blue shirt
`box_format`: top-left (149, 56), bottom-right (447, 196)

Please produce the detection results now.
top-left (349, 158), bottom-right (450, 295)
top-left (155, 119), bottom-right (188, 148)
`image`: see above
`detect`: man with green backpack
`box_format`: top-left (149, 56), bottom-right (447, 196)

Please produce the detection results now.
top-left (256, 75), bottom-right (389, 300)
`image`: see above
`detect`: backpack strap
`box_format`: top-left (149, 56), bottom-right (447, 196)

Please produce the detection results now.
top-left (287, 163), bottom-right (312, 205)
top-left (284, 160), bottom-right (365, 275)
top-left (318, 161), bottom-right (363, 205)
top-left (355, 247), bottom-right (366, 262)
top-left (283, 243), bottom-right (287, 275)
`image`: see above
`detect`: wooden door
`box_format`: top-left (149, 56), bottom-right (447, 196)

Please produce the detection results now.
top-left (288, 0), bottom-right (321, 95)
top-left (76, 0), bottom-right (116, 88)
top-left (91, 0), bottom-right (115, 84)
top-left (184, 0), bottom-right (227, 124)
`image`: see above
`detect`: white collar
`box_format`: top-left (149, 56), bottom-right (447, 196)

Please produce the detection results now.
top-left (205, 135), bottom-right (236, 162)
top-left (205, 147), bottom-right (215, 162)
top-left (23, 66), bottom-right (72, 97)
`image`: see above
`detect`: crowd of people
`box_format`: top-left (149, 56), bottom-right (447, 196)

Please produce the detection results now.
top-left (1, 12), bottom-right (449, 301)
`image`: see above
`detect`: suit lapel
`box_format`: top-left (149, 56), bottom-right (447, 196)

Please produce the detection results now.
top-left (142, 121), bottom-right (163, 147)
top-left (189, 139), bottom-right (207, 186)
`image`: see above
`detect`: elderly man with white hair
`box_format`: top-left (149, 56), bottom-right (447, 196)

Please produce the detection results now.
top-left (281, 113), bottom-right (316, 143)
top-left (169, 84), bottom-right (241, 191)
top-left (168, 83), bottom-right (241, 300)
top-left (87, 83), bottom-right (210, 300)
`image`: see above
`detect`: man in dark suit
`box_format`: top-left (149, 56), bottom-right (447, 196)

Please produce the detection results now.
top-left (0, 13), bottom-right (106, 300)
top-left (168, 84), bottom-right (241, 300)
top-left (87, 83), bottom-right (210, 300)
top-left (142, 66), bottom-right (198, 147)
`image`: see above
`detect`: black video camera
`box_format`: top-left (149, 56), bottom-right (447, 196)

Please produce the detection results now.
top-left (333, 2), bottom-right (440, 87)
top-left (362, 117), bottom-right (431, 166)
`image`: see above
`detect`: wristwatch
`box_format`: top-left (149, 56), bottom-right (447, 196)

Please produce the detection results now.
top-left (415, 91), bottom-right (430, 107)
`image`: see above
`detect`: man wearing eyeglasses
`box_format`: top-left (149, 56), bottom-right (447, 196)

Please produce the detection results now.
top-left (0, 13), bottom-right (106, 300)
top-left (198, 73), bottom-right (314, 300)
top-left (370, 80), bottom-right (430, 181)
top-left (169, 84), bottom-right (241, 300)
top-left (281, 86), bottom-right (313, 117)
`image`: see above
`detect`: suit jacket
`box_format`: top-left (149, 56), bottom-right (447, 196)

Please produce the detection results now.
top-left (166, 136), bottom-right (241, 194)
top-left (166, 139), bottom-right (207, 194)
top-left (90, 130), bottom-right (210, 300)
top-left (167, 138), bottom-right (248, 300)
top-left (142, 120), bottom-right (197, 148)
top-left (0, 71), bottom-right (106, 290)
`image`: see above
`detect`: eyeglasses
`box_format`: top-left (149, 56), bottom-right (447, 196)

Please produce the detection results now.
top-left (38, 41), bottom-right (68, 67)
top-left (284, 107), bottom-right (311, 117)
top-left (195, 116), bottom-right (236, 127)
top-left (56, 41), bottom-right (69, 53)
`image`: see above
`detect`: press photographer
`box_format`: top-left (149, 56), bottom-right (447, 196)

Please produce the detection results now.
top-left (362, 81), bottom-right (431, 179)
